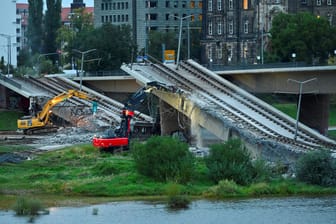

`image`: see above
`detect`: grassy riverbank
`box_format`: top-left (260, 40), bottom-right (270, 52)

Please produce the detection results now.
top-left (0, 110), bottom-right (24, 131)
top-left (1, 144), bottom-right (336, 209)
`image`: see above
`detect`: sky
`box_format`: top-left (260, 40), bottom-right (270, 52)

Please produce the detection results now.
top-left (16, 0), bottom-right (94, 7)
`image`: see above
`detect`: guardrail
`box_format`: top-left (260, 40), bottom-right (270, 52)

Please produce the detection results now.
top-left (0, 74), bottom-right (21, 89)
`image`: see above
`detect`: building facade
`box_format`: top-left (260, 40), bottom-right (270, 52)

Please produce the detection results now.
top-left (0, 1), bottom-right (18, 71)
top-left (94, 0), bottom-right (203, 54)
top-left (288, 0), bottom-right (336, 26)
top-left (201, 0), bottom-right (288, 66)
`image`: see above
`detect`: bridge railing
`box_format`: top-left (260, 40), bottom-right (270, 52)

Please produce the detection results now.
top-left (207, 62), bottom-right (308, 71)
top-left (0, 74), bottom-right (22, 89)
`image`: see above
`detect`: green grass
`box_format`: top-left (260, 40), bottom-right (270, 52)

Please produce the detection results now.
top-left (0, 110), bottom-right (23, 131)
top-left (0, 144), bottom-right (335, 210)
top-left (274, 103), bottom-right (336, 127)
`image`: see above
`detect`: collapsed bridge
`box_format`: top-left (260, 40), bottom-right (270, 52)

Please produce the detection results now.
top-left (121, 59), bottom-right (336, 165)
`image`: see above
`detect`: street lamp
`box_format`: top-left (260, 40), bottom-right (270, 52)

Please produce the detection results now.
top-left (72, 49), bottom-right (96, 91)
top-left (292, 53), bottom-right (296, 66)
top-left (171, 14), bottom-right (192, 69)
top-left (287, 78), bottom-right (317, 140)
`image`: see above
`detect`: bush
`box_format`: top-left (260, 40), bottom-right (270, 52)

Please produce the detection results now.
top-left (296, 150), bottom-right (336, 186)
top-left (166, 183), bottom-right (190, 209)
top-left (12, 197), bottom-right (44, 216)
top-left (204, 179), bottom-right (241, 198)
top-left (131, 136), bottom-right (195, 183)
top-left (205, 139), bottom-right (256, 185)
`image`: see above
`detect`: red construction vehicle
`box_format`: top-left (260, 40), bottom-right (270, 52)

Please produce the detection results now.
top-left (92, 81), bottom-right (171, 151)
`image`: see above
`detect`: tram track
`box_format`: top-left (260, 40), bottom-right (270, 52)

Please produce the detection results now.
top-left (146, 59), bottom-right (336, 151)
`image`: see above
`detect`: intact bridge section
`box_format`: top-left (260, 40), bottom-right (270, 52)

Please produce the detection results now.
top-left (217, 66), bottom-right (336, 135)
top-left (121, 59), bottom-right (336, 166)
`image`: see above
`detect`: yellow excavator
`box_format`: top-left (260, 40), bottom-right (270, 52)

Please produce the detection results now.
top-left (17, 89), bottom-right (97, 134)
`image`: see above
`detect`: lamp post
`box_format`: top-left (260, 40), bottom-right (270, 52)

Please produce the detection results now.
top-left (292, 53), bottom-right (296, 66)
top-left (172, 14), bottom-right (192, 69)
top-left (287, 78), bottom-right (317, 140)
top-left (72, 49), bottom-right (96, 91)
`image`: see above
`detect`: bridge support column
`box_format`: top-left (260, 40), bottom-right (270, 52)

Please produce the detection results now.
top-left (0, 85), bottom-right (7, 108)
top-left (300, 94), bottom-right (330, 135)
top-left (159, 100), bottom-right (180, 136)
top-left (190, 116), bottom-right (203, 148)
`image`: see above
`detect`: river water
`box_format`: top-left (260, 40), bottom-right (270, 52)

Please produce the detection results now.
top-left (1, 196), bottom-right (335, 224)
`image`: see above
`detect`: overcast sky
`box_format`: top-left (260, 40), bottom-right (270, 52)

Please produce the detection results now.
top-left (16, 0), bottom-right (94, 7)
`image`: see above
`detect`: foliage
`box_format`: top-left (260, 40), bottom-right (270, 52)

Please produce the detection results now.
top-left (270, 12), bottom-right (336, 64)
top-left (75, 23), bottom-right (136, 71)
top-left (148, 31), bottom-right (177, 60)
top-left (147, 21), bottom-right (202, 62)
top-left (28, 0), bottom-right (43, 54)
top-left (205, 139), bottom-right (271, 185)
top-left (296, 150), bottom-right (336, 186)
top-left (204, 179), bottom-right (242, 198)
top-left (38, 59), bottom-right (60, 74)
top-left (131, 136), bottom-right (195, 183)
top-left (56, 8), bottom-right (94, 69)
top-left (44, 0), bottom-right (62, 64)
top-left (12, 197), bottom-right (44, 216)
top-left (166, 183), bottom-right (190, 209)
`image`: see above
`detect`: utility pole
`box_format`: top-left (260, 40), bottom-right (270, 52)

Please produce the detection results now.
top-left (287, 78), bottom-right (317, 140)
top-left (172, 15), bottom-right (192, 70)
top-left (72, 49), bottom-right (97, 91)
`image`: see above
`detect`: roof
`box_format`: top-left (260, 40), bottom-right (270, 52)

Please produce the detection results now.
top-left (61, 7), bottom-right (94, 23)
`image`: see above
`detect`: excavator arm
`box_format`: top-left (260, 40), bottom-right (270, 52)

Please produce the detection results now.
top-left (18, 89), bottom-right (96, 134)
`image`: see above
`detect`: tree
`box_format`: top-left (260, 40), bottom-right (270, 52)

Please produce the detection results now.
top-left (44, 0), bottom-right (62, 63)
top-left (148, 31), bottom-right (177, 61)
top-left (270, 12), bottom-right (336, 65)
top-left (76, 24), bottom-right (136, 71)
top-left (132, 136), bottom-right (195, 183)
top-left (147, 21), bottom-right (202, 62)
top-left (28, 0), bottom-right (43, 54)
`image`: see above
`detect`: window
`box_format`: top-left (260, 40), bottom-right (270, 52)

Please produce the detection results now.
top-left (190, 1), bottom-right (195, 8)
top-left (229, 0), bottom-right (233, 9)
top-left (166, 14), bottom-right (170, 20)
top-left (101, 16), bottom-right (104, 23)
top-left (217, 46), bottom-right (222, 59)
top-left (228, 45), bottom-right (232, 60)
top-left (228, 21), bottom-right (233, 34)
top-left (244, 20), bottom-right (249, 33)
top-left (301, 0), bottom-right (307, 4)
top-left (126, 2), bottom-right (129, 9)
top-left (208, 46), bottom-right (213, 61)
top-left (198, 1), bottom-right (202, 8)
top-left (208, 0), bottom-right (213, 11)
top-left (174, 1), bottom-right (178, 8)
top-left (126, 14), bottom-right (129, 22)
top-left (191, 15), bottom-right (195, 21)
top-left (327, 0), bottom-right (332, 5)
top-left (166, 1), bottom-right (170, 7)
top-left (217, 0), bottom-right (222, 10)
top-left (243, 0), bottom-right (248, 10)
top-left (217, 21), bottom-right (222, 34)
top-left (101, 3), bottom-right (104, 10)
top-left (182, 1), bottom-right (187, 8)
top-left (208, 21), bottom-right (213, 35)
top-left (316, 0), bottom-right (321, 5)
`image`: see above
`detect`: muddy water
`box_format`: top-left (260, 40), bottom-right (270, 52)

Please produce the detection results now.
top-left (1, 196), bottom-right (336, 224)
